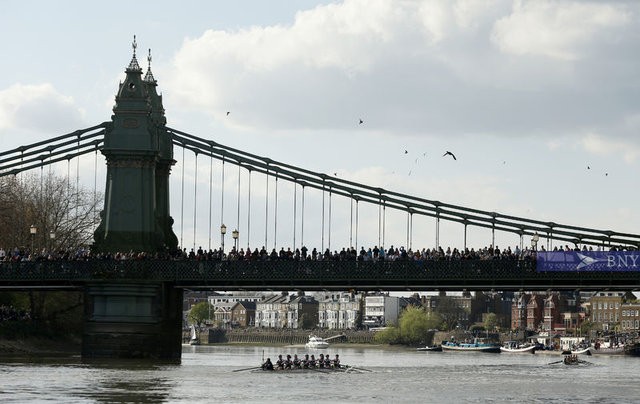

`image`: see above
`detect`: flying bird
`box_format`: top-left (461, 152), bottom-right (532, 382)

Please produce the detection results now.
top-left (605, 173), bottom-right (609, 176)
top-left (334, 172), bottom-right (337, 176)
top-left (359, 119), bottom-right (363, 124)
top-left (587, 166), bottom-right (590, 170)
top-left (404, 150), bottom-right (408, 154)
top-left (443, 151), bottom-right (457, 160)
top-left (226, 111), bottom-right (230, 116)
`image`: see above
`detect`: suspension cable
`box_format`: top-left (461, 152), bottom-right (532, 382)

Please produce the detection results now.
top-left (247, 169), bottom-right (252, 250)
top-left (293, 182), bottom-right (297, 250)
top-left (180, 146), bottom-right (185, 249)
top-left (274, 173), bottom-right (278, 250)
top-left (383, 202), bottom-right (386, 248)
top-left (355, 199), bottom-right (359, 250)
top-left (301, 185), bottom-right (305, 247)
top-left (221, 157), bottom-right (225, 248)
top-left (237, 163), bottom-right (241, 248)
top-left (264, 164), bottom-right (269, 249)
top-left (208, 153), bottom-right (213, 251)
top-left (349, 196), bottom-right (353, 248)
top-left (321, 180), bottom-right (325, 252)
top-left (193, 152), bottom-right (198, 251)
top-left (328, 189), bottom-right (332, 252)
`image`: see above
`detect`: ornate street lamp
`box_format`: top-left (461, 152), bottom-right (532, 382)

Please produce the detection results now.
top-left (531, 232), bottom-right (540, 251)
top-left (220, 224), bottom-right (227, 252)
top-left (232, 229), bottom-right (239, 250)
top-left (29, 225), bottom-right (37, 253)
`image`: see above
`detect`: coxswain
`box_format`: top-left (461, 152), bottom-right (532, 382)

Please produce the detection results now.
top-left (318, 353), bottom-right (325, 368)
top-left (285, 354), bottom-right (292, 370)
top-left (293, 354), bottom-right (301, 369)
top-left (302, 354), bottom-right (310, 369)
top-left (276, 354), bottom-right (285, 370)
top-left (333, 354), bottom-right (340, 368)
top-left (262, 357), bottom-right (274, 371)
top-left (309, 354), bottom-right (317, 368)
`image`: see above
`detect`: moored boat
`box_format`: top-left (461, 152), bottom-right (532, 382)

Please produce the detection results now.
top-left (305, 335), bottom-right (329, 349)
top-left (441, 338), bottom-right (501, 353)
top-left (589, 345), bottom-right (625, 355)
top-left (417, 345), bottom-right (442, 352)
top-left (189, 325), bottom-right (200, 346)
top-left (500, 341), bottom-right (535, 354)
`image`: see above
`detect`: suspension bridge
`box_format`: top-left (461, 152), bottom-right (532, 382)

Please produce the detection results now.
top-left (0, 39), bottom-right (638, 359)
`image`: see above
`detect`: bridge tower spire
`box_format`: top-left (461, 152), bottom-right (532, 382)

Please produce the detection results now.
top-left (93, 37), bottom-right (177, 253)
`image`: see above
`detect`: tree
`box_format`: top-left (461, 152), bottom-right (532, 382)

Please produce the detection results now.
top-left (0, 172), bottom-right (101, 253)
top-left (435, 296), bottom-right (466, 331)
top-left (188, 302), bottom-right (211, 327)
top-left (374, 306), bottom-right (441, 345)
top-left (484, 313), bottom-right (498, 332)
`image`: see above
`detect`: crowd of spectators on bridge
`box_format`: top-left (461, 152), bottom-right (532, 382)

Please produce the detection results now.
top-left (0, 242), bottom-right (635, 264)
top-left (0, 305), bottom-right (31, 322)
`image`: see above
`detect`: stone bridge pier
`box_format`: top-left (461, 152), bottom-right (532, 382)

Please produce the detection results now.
top-left (82, 282), bottom-right (183, 360)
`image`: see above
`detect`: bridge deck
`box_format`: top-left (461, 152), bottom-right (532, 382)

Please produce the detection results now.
top-left (1, 260), bottom-right (637, 291)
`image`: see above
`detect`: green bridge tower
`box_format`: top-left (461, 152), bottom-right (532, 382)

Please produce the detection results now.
top-left (84, 37), bottom-right (182, 360)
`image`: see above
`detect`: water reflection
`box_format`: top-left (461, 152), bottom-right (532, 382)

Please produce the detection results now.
top-left (75, 360), bottom-right (177, 403)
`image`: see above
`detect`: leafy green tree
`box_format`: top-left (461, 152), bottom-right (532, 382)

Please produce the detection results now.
top-left (188, 302), bottom-right (211, 327)
top-left (374, 306), bottom-right (441, 345)
top-left (484, 313), bottom-right (498, 332)
top-left (373, 326), bottom-right (400, 344)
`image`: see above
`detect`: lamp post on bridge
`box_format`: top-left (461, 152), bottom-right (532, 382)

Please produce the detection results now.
top-left (49, 231), bottom-right (56, 253)
top-left (29, 225), bottom-right (37, 254)
top-left (220, 224), bottom-right (227, 252)
top-left (531, 232), bottom-right (539, 251)
top-left (232, 229), bottom-right (239, 251)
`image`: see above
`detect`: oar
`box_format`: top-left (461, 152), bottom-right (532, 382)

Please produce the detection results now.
top-left (547, 360), bottom-right (564, 365)
top-left (345, 365), bottom-right (372, 372)
top-left (233, 366), bottom-right (262, 372)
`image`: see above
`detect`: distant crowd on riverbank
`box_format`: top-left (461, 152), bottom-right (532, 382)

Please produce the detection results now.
top-left (0, 243), bottom-right (635, 264)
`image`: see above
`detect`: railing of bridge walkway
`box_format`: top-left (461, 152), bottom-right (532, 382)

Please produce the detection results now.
top-left (1, 259), bottom-right (637, 289)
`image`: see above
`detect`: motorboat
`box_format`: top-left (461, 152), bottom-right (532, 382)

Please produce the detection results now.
top-left (416, 345), bottom-right (442, 352)
top-left (441, 338), bottom-right (501, 353)
top-left (500, 341), bottom-right (535, 354)
top-left (588, 345), bottom-right (625, 355)
top-left (305, 335), bottom-right (329, 349)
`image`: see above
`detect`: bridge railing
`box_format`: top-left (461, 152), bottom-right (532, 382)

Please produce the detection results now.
top-left (0, 259), bottom-right (636, 290)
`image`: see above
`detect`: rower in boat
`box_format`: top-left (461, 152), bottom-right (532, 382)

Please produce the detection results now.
top-left (262, 358), bottom-right (274, 371)
top-left (309, 354), bottom-right (317, 368)
top-left (324, 354), bottom-right (331, 368)
top-left (302, 354), bottom-right (310, 369)
top-left (275, 354), bottom-right (285, 370)
top-left (293, 354), bottom-right (301, 369)
top-left (333, 354), bottom-right (340, 368)
top-left (285, 354), bottom-right (292, 369)
top-left (318, 353), bottom-right (325, 368)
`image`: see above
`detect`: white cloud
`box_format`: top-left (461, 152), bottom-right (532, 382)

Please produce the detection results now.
top-left (491, 1), bottom-right (631, 60)
top-left (163, 0), bottom-right (640, 143)
top-left (581, 132), bottom-right (640, 164)
top-left (0, 83), bottom-right (85, 137)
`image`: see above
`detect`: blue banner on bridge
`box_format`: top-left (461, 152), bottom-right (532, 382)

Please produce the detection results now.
top-left (537, 251), bottom-right (640, 272)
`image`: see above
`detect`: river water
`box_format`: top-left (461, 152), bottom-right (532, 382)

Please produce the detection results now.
top-left (1, 344), bottom-right (639, 403)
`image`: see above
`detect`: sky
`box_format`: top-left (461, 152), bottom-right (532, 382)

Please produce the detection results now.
top-left (1, 0), bottom-right (639, 253)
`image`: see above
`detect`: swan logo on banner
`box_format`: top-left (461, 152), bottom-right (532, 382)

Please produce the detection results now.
top-left (537, 252), bottom-right (640, 272)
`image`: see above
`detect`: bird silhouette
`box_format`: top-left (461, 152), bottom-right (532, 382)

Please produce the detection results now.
top-left (587, 166), bottom-right (590, 170)
top-left (226, 111), bottom-right (230, 116)
top-left (605, 173), bottom-right (609, 176)
top-left (443, 151), bottom-right (457, 160)
top-left (404, 150), bottom-right (408, 154)
top-left (334, 172), bottom-right (337, 176)
top-left (359, 119), bottom-right (363, 124)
